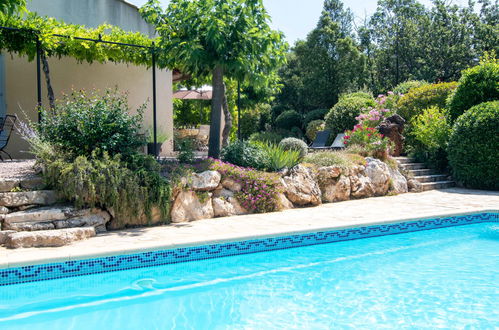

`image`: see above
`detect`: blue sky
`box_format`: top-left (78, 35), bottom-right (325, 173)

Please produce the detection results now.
top-left (128, 0), bottom-right (470, 44)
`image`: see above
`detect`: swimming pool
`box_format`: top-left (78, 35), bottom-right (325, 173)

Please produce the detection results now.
top-left (0, 213), bottom-right (497, 329)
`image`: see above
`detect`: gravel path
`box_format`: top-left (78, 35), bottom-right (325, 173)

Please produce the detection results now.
top-left (0, 160), bottom-right (39, 179)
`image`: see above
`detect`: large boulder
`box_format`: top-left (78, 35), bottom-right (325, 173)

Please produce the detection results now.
top-left (221, 178), bottom-right (242, 192)
top-left (189, 171), bottom-right (221, 191)
top-left (320, 175), bottom-right (351, 202)
top-left (281, 165), bottom-right (321, 206)
top-left (276, 193), bottom-right (294, 210)
top-left (4, 227), bottom-right (95, 248)
top-left (407, 178), bottom-right (422, 193)
top-left (364, 158), bottom-right (391, 196)
top-left (0, 191), bottom-right (57, 207)
top-left (171, 191), bottom-right (214, 223)
top-left (212, 197), bottom-right (247, 217)
top-left (388, 166), bottom-right (409, 194)
top-left (350, 174), bottom-right (375, 199)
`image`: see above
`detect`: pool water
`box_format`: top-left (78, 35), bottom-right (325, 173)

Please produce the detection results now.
top-left (0, 222), bottom-right (498, 329)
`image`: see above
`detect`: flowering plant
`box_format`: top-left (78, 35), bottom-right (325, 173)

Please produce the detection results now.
top-left (343, 124), bottom-right (392, 158)
top-left (208, 158), bottom-right (282, 213)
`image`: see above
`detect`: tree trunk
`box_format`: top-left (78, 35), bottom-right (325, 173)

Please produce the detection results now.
top-left (208, 65), bottom-right (224, 158)
top-left (40, 50), bottom-right (55, 111)
top-left (221, 83), bottom-right (232, 148)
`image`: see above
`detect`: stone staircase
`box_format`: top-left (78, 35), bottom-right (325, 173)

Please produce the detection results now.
top-left (395, 157), bottom-right (455, 191)
top-left (0, 170), bottom-right (110, 249)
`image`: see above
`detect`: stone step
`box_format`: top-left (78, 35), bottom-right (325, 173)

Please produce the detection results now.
top-left (414, 174), bottom-right (449, 183)
top-left (394, 157), bottom-right (416, 164)
top-left (421, 181), bottom-right (456, 191)
top-left (1, 206), bottom-right (111, 232)
top-left (0, 190), bottom-right (57, 208)
top-left (0, 176), bottom-right (45, 192)
top-left (3, 227), bottom-right (95, 248)
top-left (409, 169), bottom-right (435, 176)
top-left (399, 163), bottom-right (426, 170)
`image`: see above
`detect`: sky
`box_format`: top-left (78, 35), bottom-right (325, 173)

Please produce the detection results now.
top-left (127, 0), bottom-right (470, 44)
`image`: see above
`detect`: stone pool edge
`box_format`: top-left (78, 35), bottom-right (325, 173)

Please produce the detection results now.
top-left (0, 210), bottom-right (497, 286)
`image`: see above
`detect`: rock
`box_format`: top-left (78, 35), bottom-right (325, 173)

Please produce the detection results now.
top-left (221, 178), bottom-right (242, 192)
top-left (350, 174), bottom-right (375, 199)
top-left (407, 179), bottom-right (422, 193)
top-left (0, 179), bottom-right (19, 192)
top-left (365, 158), bottom-right (391, 196)
top-left (106, 206), bottom-right (166, 230)
top-left (171, 191), bottom-right (214, 223)
top-left (388, 167), bottom-right (409, 194)
top-left (0, 206), bottom-right (9, 214)
top-left (5, 222), bottom-right (55, 231)
top-left (320, 175), bottom-right (351, 202)
top-left (189, 171), bottom-right (221, 191)
top-left (4, 227), bottom-right (96, 248)
top-left (213, 188), bottom-right (234, 199)
top-left (317, 166), bottom-right (342, 181)
top-left (20, 176), bottom-right (45, 190)
top-left (228, 197), bottom-right (247, 215)
top-left (281, 165), bottom-right (321, 206)
top-left (0, 190), bottom-right (57, 207)
top-left (0, 230), bottom-right (16, 244)
top-left (54, 210), bottom-right (111, 231)
top-left (4, 206), bottom-right (72, 225)
top-left (212, 197), bottom-right (237, 217)
top-left (277, 193), bottom-right (294, 210)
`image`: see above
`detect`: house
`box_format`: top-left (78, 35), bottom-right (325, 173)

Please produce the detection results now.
top-left (0, 0), bottom-right (174, 159)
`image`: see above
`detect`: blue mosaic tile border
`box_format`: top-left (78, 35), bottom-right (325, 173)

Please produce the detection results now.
top-left (1, 212), bottom-right (497, 286)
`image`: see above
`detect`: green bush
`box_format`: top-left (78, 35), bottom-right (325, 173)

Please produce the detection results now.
top-left (411, 107), bottom-right (451, 152)
top-left (279, 137), bottom-right (308, 159)
top-left (339, 91), bottom-right (373, 101)
top-left (239, 111), bottom-right (260, 140)
top-left (303, 108), bottom-right (329, 127)
top-left (221, 140), bottom-right (266, 170)
top-left (396, 82), bottom-right (458, 122)
top-left (392, 80), bottom-right (428, 95)
top-left (176, 137), bottom-right (196, 164)
top-left (270, 104), bottom-right (290, 123)
top-left (249, 130), bottom-right (287, 144)
top-left (324, 96), bottom-right (376, 137)
top-left (256, 143), bottom-right (301, 172)
top-left (275, 110), bottom-right (302, 130)
top-left (38, 90), bottom-right (146, 160)
top-left (447, 57), bottom-right (499, 121)
top-left (42, 151), bottom-right (171, 228)
top-left (306, 120), bottom-right (325, 141)
top-left (448, 101), bottom-right (499, 190)
top-left (303, 151), bottom-right (353, 168)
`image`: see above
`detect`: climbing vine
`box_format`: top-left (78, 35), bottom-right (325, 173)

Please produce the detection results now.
top-left (0, 12), bottom-right (164, 67)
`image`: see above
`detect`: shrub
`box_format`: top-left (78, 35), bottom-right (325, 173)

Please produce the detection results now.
top-left (396, 82), bottom-right (458, 122)
top-left (257, 143), bottom-right (301, 172)
top-left (275, 110), bottom-right (302, 130)
top-left (279, 137), bottom-right (308, 159)
top-left (208, 159), bottom-right (282, 213)
top-left (344, 125), bottom-right (391, 160)
top-left (306, 120), bottom-right (325, 141)
top-left (239, 111), bottom-right (261, 140)
top-left (38, 90), bottom-right (146, 160)
top-left (221, 140), bottom-right (266, 170)
top-left (324, 96), bottom-right (376, 136)
top-left (447, 57), bottom-right (499, 121)
top-left (411, 107), bottom-right (451, 152)
top-left (42, 151), bottom-right (171, 228)
top-left (339, 91), bottom-right (373, 101)
top-left (176, 137), bottom-right (196, 164)
top-left (270, 104), bottom-right (290, 123)
top-left (303, 151), bottom-right (353, 168)
top-left (303, 109), bottom-right (328, 127)
top-left (249, 130), bottom-right (287, 144)
top-left (392, 80), bottom-right (428, 95)
top-left (447, 101), bottom-right (499, 190)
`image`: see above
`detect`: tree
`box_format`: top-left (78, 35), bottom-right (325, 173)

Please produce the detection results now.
top-left (141, 0), bottom-right (287, 158)
top-left (275, 0), bottom-right (366, 113)
top-left (0, 0), bottom-right (26, 18)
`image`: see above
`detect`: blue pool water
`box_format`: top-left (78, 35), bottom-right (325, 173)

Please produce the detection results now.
top-left (0, 222), bottom-right (498, 329)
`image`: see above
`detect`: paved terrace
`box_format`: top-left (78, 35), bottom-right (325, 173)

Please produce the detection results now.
top-left (1, 188), bottom-right (498, 268)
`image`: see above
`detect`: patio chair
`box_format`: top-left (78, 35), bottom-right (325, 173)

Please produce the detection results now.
top-left (0, 115), bottom-right (17, 161)
top-left (330, 133), bottom-right (346, 150)
top-left (309, 130), bottom-right (331, 150)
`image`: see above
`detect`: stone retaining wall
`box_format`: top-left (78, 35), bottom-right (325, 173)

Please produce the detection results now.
top-left (171, 157), bottom-right (408, 223)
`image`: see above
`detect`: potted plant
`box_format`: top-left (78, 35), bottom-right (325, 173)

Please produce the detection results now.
top-left (147, 127), bottom-right (169, 155)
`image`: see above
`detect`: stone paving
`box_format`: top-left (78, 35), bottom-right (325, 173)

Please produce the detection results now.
top-left (0, 188), bottom-right (497, 268)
